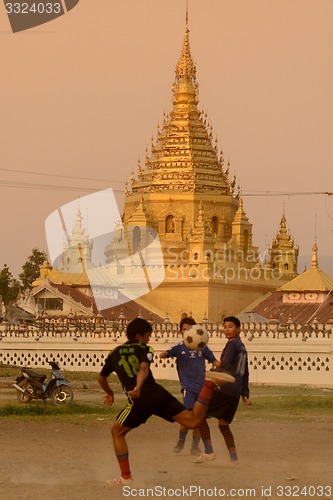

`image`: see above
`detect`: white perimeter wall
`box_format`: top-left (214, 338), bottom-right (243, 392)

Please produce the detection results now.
top-left (0, 320), bottom-right (332, 387)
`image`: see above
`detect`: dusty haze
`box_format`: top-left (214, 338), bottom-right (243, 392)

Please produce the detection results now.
top-left (0, 0), bottom-right (332, 276)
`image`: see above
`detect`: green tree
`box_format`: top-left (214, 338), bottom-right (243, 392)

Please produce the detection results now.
top-left (19, 248), bottom-right (47, 290)
top-left (0, 264), bottom-right (20, 303)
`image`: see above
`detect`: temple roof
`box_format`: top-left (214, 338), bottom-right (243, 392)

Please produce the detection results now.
top-left (33, 259), bottom-right (120, 288)
top-left (130, 14), bottom-right (234, 196)
top-left (280, 242), bottom-right (333, 292)
top-left (32, 279), bottom-right (164, 322)
top-left (252, 291), bottom-right (333, 324)
top-left (33, 264), bottom-right (91, 287)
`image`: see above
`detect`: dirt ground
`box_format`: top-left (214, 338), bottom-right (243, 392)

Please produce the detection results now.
top-left (0, 408), bottom-right (332, 500)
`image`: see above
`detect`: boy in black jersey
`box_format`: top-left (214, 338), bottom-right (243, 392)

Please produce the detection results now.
top-left (99, 317), bottom-right (231, 485)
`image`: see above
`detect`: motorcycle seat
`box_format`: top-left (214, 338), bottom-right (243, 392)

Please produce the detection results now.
top-left (23, 368), bottom-right (47, 381)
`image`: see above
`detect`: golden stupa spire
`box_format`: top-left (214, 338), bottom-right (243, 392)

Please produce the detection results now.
top-left (130, 7), bottom-right (232, 196)
top-left (273, 212), bottom-right (291, 243)
top-left (311, 241), bottom-right (319, 269)
top-left (174, 4), bottom-right (196, 85)
top-left (232, 192), bottom-right (249, 225)
top-left (280, 212), bottom-right (287, 234)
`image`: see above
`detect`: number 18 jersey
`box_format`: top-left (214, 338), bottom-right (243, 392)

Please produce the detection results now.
top-left (100, 341), bottom-right (155, 393)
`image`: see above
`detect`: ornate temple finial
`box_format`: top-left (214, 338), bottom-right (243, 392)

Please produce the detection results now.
top-left (269, 211), bottom-right (299, 276)
top-left (280, 212), bottom-right (287, 233)
top-left (233, 192), bottom-right (247, 224)
top-left (137, 157), bottom-right (142, 176)
top-left (175, 5), bottom-right (196, 84)
top-left (311, 241), bottom-right (319, 269)
top-left (239, 192), bottom-right (243, 209)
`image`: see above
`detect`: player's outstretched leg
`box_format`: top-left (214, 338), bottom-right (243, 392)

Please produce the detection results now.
top-left (205, 371), bottom-right (235, 384)
top-left (173, 379), bottom-right (215, 429)
top-left (173, 376), bottom-right (232, 432)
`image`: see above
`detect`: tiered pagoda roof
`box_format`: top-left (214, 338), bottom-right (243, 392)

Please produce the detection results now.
top-left (131, 15), bottom-right (233, 195)
top-left (270, 213), bottom-right (298, 255)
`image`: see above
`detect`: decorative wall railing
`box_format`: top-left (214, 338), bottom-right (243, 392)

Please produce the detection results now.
top-left (0, 318), bottom-right (332, 386)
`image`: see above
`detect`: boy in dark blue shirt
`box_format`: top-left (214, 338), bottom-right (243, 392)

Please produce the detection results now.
top-left (194, 316), bottom-right (252, 464)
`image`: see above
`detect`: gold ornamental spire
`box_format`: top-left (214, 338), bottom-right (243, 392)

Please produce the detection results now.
top-left (280, 213), bottom-right (287, 235)
top-left (175, 6), bottom-right (197, 85)
top-left (311, 241), bottom-right (319, 269)
top-left (271, 212), bottom-right (291, 249)
top-left (130, 9), bottom-right (232, 195)
top-left (232, 194), bottom-right (249, 225)
top-left (272, 213), bottom-right (293, 246)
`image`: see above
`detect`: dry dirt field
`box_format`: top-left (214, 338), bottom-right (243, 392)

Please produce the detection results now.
top-left (0, 411), bottom-right (332, 500)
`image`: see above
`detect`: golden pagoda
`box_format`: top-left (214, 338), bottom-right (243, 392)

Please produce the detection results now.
top-left (104, 12), bottom-right (299, 322)
top-left (269, 213), bottom-right (299, 278)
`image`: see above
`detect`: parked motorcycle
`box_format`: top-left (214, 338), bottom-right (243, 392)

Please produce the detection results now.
top-left (13, 361), bottom-right (74, 406)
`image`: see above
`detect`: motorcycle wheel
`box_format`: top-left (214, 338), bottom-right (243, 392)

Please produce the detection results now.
top-left (51, 385), bottom-right (73, 406)
top-left (16, 380), bottom-right (33, 403)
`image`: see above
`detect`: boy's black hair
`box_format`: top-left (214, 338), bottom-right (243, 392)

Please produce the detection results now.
top-left (126, 318), bottom-right (152, 341)
top-left (180, 317), bottom-right (196, 329)
top-left (223, 316), bottom-right (241, 328)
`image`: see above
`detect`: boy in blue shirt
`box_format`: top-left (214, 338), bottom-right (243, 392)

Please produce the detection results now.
top-left (160, 317), bottom-right (220, 455)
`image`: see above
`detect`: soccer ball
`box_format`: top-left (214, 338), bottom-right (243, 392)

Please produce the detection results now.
top-left (183, 324), bottom-right (209, 351)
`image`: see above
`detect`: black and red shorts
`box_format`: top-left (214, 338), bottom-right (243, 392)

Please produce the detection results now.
top-left (206, 391), bottom-right (240, 424)
top-left (116, 383), bottom-right (185, 429)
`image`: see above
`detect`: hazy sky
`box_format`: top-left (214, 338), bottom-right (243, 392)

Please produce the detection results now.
top-left (1, 0), bottom-right (333, 277)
